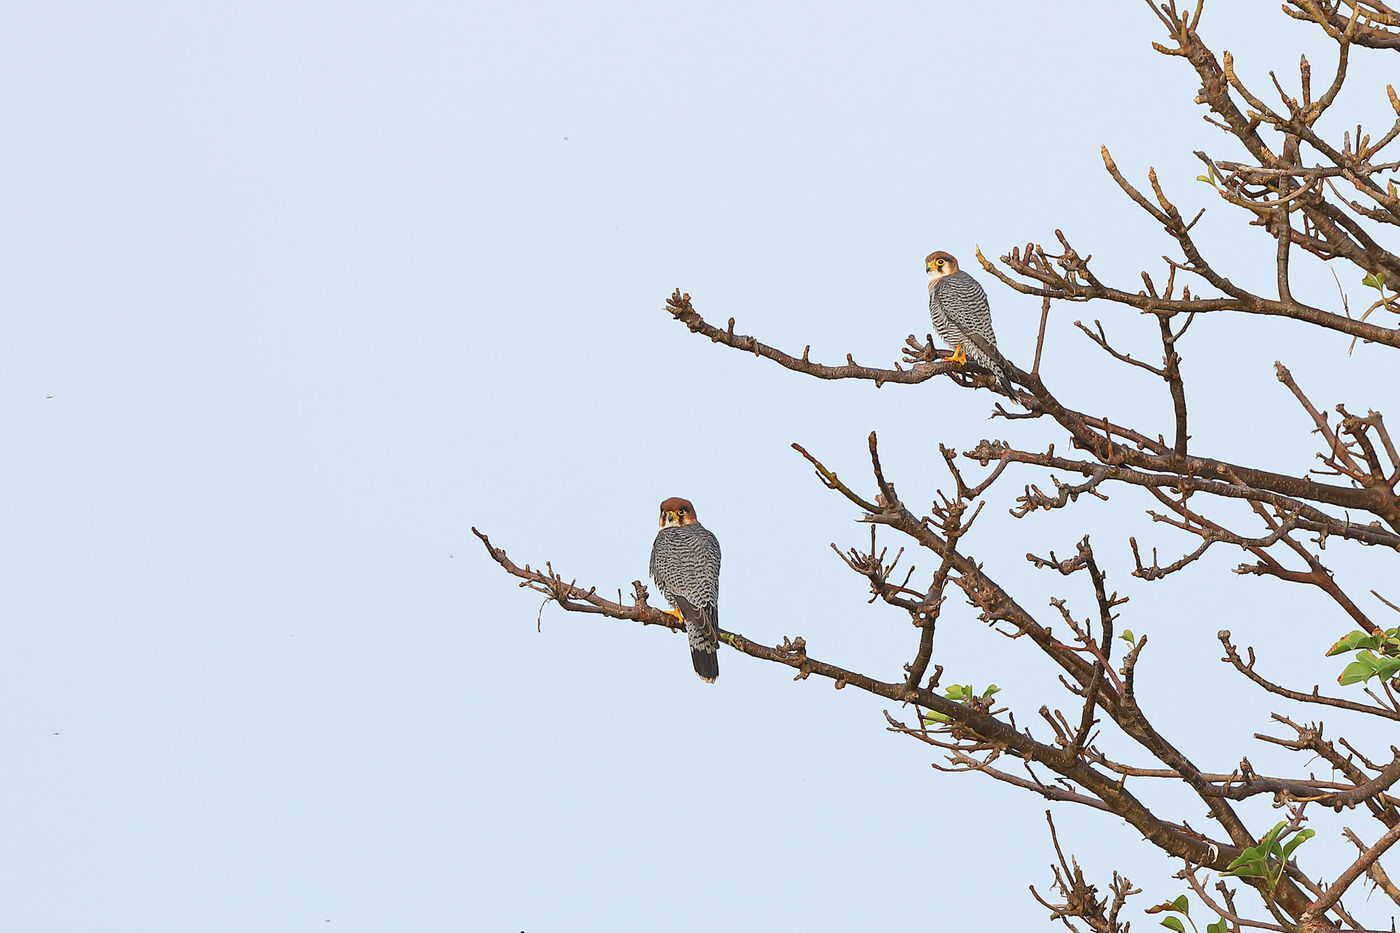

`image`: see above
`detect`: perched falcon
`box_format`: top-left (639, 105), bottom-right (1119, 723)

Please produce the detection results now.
top-left (926, 251), bottom-right (1016, 397)
top-left (649, 497), bottom-right (722, 683)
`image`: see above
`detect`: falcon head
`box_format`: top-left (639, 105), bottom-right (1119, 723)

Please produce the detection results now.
top-left (658, 497), bottom-right (698, 528)
top-left (926, 251), bottom-right (959, 289)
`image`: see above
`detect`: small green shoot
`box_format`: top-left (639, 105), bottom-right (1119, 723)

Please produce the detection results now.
top-left (1221, 821), bottom-right (1314, 892)
top-left (1146, 895), bottom-right (1194, 933)
top-left (1146, 894), bottom-right (1226, 933)
top-left (921, 683), bottom-right (1000, 725)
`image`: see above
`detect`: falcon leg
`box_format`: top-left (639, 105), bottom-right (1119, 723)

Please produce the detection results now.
top-left (948, 344), bottom-right (968, 366)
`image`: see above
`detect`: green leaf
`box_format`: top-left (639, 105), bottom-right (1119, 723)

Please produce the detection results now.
top-left (1327, 631), bottom-right (1378, 656)
top-left (1223, 828), bottom-right (1277, 878)
top-left (1281, 827), bottom-right (1314, 860)
top-left (1223, 822), bottom-right (1312, 887)
top-left (1222, 855), bottom-right (1270, 879)
top-left (1195, 175), bottom-right (1214, 184)
top-left (922, 710), bottom-right (951, 724)
top-left (1363, 272), bottom-right (1386, 291)
top-left (1161, 917), bottom-right (1186, 933)
top-left (1243, 838), bottom-right (1269, 858)
top-left (1121, 629), bottom-right (1136, 644)
top-left (982, 684), bottom-right (1001, 697)
top-left (1172, 894), bottom-right (1190, 914)
top-left (1340, 655), bottom-right (1380, 686)
top-left (1375, 658), bottom-right (1400, 682)
top-left (1207, 920), bottom-right (1227, 933)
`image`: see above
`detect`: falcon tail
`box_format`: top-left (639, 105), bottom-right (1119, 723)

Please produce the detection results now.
top-left (994, 368), bottom-right (1019, 401)
top-left (671, 595), bottom-right (721, 684)
top-left (691, 647), bottom-right (719, 683)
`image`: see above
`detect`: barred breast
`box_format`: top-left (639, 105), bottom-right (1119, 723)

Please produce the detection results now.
top-left (650, 523), bottom-right (722, 606)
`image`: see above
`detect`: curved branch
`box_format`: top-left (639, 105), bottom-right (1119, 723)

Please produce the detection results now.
top-left (1219, 632), bottom-right (1400, 721)
top-left (666, 290), bottom-right (1400, 531)
top-left (1304, 820), bottom-right (1400, 923)
top-left (665, 290), bottom-right (940, 387)
top-left (475, 524), bottom-right (1247, 873)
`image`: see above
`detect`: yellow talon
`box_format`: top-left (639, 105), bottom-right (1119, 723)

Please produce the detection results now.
top-left (949, 344), bottom-right (968, 366)
top-left (663, 607), bottom-right (684, 622)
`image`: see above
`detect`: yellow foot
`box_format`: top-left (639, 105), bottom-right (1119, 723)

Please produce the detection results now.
top-left (949, 344), bottom-right (968, 366)
top-left (663, 607), bottom-right (684, 623)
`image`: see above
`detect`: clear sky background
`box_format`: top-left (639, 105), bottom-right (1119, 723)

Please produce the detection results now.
top-left (5, 3), bottom-right (1397, 930)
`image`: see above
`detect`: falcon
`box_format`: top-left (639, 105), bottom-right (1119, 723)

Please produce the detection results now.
top-left (926, 250), bottom-right (1016, 397)
top-left (649, 497), bottom-right (722, 683)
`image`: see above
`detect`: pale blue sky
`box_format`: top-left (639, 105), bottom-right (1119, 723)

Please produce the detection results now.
top-left (4, 3), bottom-right (1397, 930)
